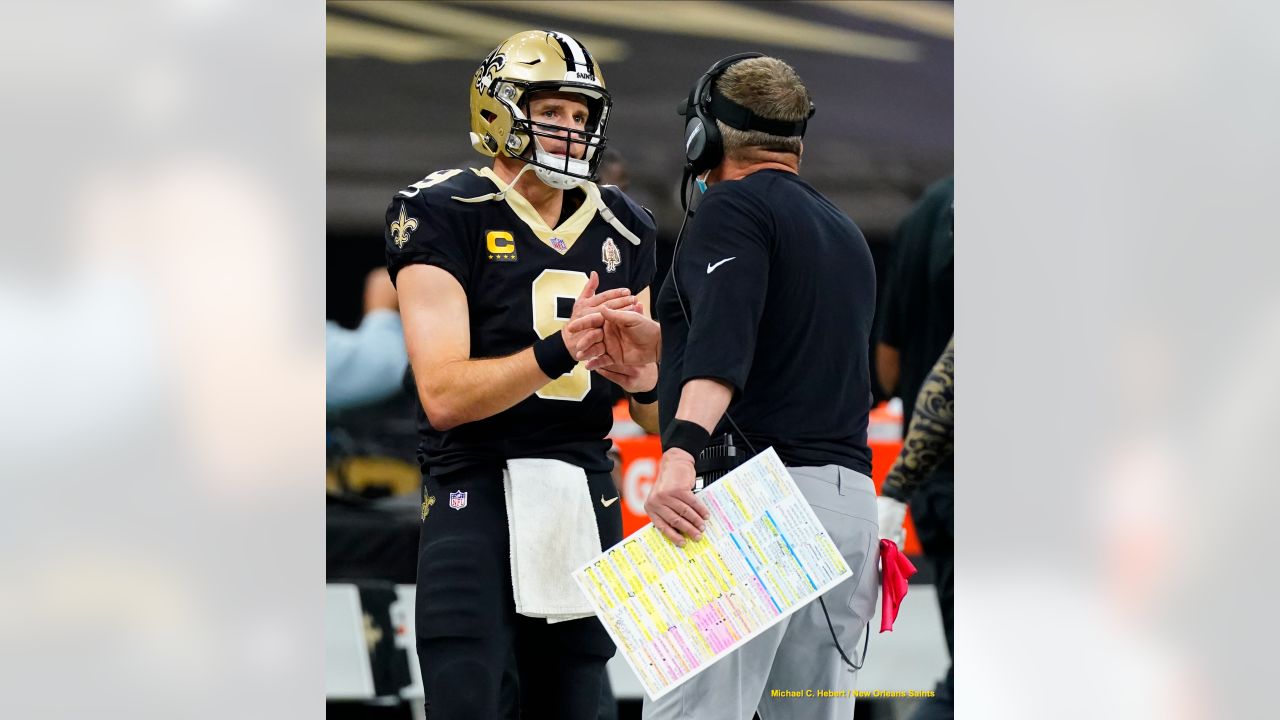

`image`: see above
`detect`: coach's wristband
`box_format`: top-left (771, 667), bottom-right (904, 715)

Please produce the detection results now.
top-left (631, 386), bottom-right (659, 405)
top-left (533, 331), bottom-right (577, 378)
top-left (661, 419), bottom-right (711, 457)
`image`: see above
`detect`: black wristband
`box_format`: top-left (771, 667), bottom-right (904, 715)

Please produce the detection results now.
top-left (631, 386), bottom-right (659, 405)
top-left (661, 418), bottom-right (711, 456)
top-left (533, 331), bottom-right (577, 378)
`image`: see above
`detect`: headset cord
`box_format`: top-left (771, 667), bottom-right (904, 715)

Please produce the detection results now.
top-left (821, 596), bottom-right (870, 671)
top-left (673, 169), bottom-right (753, 445)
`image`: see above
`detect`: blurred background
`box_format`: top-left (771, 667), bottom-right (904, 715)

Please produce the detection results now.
top-left (8, 1), bottom-right (1275, 718)
top-left (325, 0), bottom-right (952, 327)
top-left (325, 2), bottom-right (953, 719)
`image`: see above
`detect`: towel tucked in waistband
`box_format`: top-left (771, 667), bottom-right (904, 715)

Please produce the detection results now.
top-left (503, 458), bottom-right (601, 623)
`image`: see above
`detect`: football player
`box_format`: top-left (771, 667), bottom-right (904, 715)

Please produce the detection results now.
top-left (384, 30), bottom-right (658, 719)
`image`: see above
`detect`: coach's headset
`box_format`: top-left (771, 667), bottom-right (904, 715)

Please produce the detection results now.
top-left (669, 57), bottom-right (866, 672)
top-left (678, 52), bottom-right (815, 184)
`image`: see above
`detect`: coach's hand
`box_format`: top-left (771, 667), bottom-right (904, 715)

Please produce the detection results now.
top-left (571, 305), bottom-right (662, 368)
top-left (563, 271), bottom-right (635, 359)
top-left (594, 361), bottom-right (657, 395)
top-left (645, 449), bottom-right (710, 547)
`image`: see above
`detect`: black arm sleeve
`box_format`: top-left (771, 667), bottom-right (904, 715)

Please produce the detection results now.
top-left (677, 189), bottom-right (771, 397)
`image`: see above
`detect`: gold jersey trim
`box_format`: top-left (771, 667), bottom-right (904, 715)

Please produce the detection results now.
top-left (473, 167), bottom-right (601, 254)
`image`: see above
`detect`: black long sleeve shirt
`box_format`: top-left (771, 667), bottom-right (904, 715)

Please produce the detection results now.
top-left (655, 169), bottom-right (876, 473)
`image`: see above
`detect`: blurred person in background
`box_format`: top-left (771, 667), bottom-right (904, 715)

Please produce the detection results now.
top-left (874, 176), bottom-right (954, 718)
top-left (597, 148), bottom-right (631, 191)
top-left (879, 338), bottom-right (954, 543)
top-left (384, 30), bottom-right (658, 719)
top-left (878, 337), bottom-right (954, 719)
top-left (876, 177), bottom-right (954, 422)
top-left (326, 268), bottom-right (407, 412)
top-left (325, 266), bottom-right (419, 498)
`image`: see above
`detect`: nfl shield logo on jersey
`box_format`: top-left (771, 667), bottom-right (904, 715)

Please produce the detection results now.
top-left (449, 490), bottom-right (468, 510)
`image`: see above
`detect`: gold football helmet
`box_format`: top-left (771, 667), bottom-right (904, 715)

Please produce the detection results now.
top-left (469, 30), bottom-right (611, 188)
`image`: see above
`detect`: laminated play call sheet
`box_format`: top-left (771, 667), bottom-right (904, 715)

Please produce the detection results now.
top-left (572, 447), bottom-right (853, 700)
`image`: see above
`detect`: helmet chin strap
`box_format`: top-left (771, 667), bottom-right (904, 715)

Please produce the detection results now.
top-left (450, 161), bottom-right (538, 204)
top-left (449, 147), bottom-right (641, 248)
top-left (531, 135), bottom-right (590, 190)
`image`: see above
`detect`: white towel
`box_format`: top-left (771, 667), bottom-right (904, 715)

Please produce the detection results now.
top-left (504, 458), bottom-right (601, 623)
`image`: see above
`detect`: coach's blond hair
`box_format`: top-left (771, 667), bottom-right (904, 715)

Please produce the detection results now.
top-left (714, 57), bottom-right (810, 160)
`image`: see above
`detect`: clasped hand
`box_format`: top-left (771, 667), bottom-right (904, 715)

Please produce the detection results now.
top-left (559, 272), bottom-right (656, 393)
top-left (566, 302), bottom-right (661, 369)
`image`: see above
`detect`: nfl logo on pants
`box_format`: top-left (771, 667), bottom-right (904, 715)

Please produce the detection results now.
top-left (449, 490), bottom-right (468, 510)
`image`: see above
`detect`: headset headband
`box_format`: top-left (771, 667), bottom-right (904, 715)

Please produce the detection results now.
top-left (679, 53), bottom-right (815, 137)
top-left (677, 52), bottom-right (762, 120)
top-left (707, 91), bottom-right (814, 137)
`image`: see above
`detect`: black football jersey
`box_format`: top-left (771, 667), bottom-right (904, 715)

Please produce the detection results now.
top-left (385, 167), bottom-right (657, 476)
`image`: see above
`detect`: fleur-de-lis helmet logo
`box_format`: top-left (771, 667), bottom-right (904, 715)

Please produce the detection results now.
top-left (474, 50), bottom-right (507, 95)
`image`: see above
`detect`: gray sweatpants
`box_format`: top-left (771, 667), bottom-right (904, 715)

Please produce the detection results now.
top-left (642, 464), bottom-right (880, 720)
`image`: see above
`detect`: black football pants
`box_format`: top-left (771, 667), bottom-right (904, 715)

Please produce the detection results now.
top-left (415, 465), bottom-right (622, 719)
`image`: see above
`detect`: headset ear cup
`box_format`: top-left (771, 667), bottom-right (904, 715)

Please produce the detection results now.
top-left (682, 52), bottom-right (761, 173)
top-left (699, 112), bottom-right (722, 172)
top-left (684, 117), bottom-right (707, 166)
top-left (686, 112), bottom-right (723, 174)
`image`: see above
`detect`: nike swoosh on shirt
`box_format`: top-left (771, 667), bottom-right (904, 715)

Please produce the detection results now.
top-left (706, 257), bottom-right (736, 274)
top-left (601, 495), bottom-right (620, 508)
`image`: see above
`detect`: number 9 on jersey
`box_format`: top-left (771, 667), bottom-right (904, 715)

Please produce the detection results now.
top-left (532, 269), bottom-right (591, 401)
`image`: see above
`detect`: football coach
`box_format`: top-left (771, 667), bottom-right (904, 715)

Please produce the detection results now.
top-left (570, 54), bottom-right (883, 720)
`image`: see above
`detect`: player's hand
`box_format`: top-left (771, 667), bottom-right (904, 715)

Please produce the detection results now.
top-left (570, 305), bottom-right (661, 368)
top-left (594, 361), bottom-right (657, 394)
top-left (570, 303), bottom-right (634, 365)
top-left (877, 495), bottom-right (908, 547)
top-left (563, 271), bottom-right (635, 358)
top-left (645, 449), bottom-right (710, 547)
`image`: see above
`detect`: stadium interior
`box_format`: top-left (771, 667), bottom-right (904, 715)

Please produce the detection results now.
top-left (326, 3), bottom-right (953, 718)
